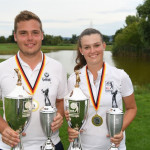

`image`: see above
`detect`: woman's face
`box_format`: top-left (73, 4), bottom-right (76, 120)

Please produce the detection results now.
top-left (79, 33), bottom-right (106, 67)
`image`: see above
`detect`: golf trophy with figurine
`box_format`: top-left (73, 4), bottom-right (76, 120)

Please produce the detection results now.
top-left (65, 70), bottom-right (89, 150)
top-left (4, 69), bottom-right (32, 150)
top-left (40, 88), bottom-right (57, 150)
top-left (106, 90), bottom-right (124, 150)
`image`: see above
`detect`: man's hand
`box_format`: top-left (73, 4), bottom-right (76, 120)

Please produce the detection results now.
top-left (51, 112), bottom-right (63, 132)
top-left (1, 126), bottom-right (20, 147)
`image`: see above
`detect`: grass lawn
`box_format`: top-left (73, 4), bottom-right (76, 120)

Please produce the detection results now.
top-left (125, 85), bottom-right (150, 150)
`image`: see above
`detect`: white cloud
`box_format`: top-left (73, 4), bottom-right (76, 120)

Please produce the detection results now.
top-left (0, 0), bottom-right (144, 37)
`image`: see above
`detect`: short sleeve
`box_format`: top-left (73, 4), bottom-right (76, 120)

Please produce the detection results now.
top-left (121, 70), bottom-right (134, 97)
top-left (56, 65), bottom-right (68, 99)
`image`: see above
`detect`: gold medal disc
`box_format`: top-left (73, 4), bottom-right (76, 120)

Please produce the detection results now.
top-left (92, 114), bottom-right (103, 126)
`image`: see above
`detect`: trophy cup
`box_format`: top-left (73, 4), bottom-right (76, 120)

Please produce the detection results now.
top-left (65, 70), bottom-right (89, 150)
top-left (4, 69), bottom-right (32, 150)
top-left (40, 88), bottom-right (57, 150)
top-left (106, 90), bottom-right (124, 150)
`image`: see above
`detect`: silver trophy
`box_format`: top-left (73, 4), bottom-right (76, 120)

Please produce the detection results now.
top-left (40, 88), bottom-right (57, 150)
top-left (106, 90), bottom-right (124, 150)
top-left (4, 69), bottom-right (32, 150)
top-left (65, 70), bottom-right (89, 150)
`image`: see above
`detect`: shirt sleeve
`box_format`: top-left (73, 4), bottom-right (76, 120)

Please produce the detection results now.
top-left (56, 64), bottom-right (68, 99)
top-left (120, 70), bottom-right (134, 97)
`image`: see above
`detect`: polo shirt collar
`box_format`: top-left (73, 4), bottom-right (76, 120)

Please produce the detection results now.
top-left (17, 51), bottom-right (43, 70)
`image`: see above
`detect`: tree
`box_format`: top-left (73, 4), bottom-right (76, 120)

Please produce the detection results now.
top-left (0, 36), bottom-right (6, 43)
top-left (137, 0), bottom-right (150, 48)
top-left (103, 35), bottom-right (110, 44)
top-left (112, 22), bottom-right (142, 56)
top-left (70, 34), bottom-right (78, 44)
top-left (125, 15), bottom-right (140, 26)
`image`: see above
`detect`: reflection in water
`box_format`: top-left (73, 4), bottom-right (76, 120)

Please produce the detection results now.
top-left (113, 56), bottom-right (150, 85)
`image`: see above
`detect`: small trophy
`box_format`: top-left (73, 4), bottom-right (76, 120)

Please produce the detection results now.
top-left (65, 70), bottom-right (89, 150)
top-left (106, 90), bottom-right (124, 150)
top-left (40, 88), bottom-right (57, 150)
top-left (4, 69), bottom-right (32, 150)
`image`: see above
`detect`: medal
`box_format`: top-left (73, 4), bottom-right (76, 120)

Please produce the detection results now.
top-left (86, 63), bottom-right (106, 126)
top-left (92, 114), bottom-right (103, 126)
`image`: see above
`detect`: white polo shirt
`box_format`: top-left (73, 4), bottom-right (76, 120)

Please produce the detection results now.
top-left (0, 51), bottom-right (68, 150)
top-left (67, 62), bottom-right (133, 150)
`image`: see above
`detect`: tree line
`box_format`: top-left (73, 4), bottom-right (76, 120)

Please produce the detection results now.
top-left (0, 32), bottom-right (111, 45)
top-left (112, 0), bottom-right (150, 57)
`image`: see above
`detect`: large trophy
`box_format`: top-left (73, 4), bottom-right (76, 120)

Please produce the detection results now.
top-left (65, 70), bottom-right (89, 150)
top-left (106, 90), bottom-right (124, 150)
top-left (4, 69), bottom-right (32, 150)
top-left (40, 88), bottom-right (57, 150)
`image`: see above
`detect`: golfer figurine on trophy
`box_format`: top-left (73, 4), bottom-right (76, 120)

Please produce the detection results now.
top-left (65, 70), bottom-right (89, 150)
top-left (40, 88), bottom-right (57, 150)
top-left (106, 90), bottom-right (124, 150)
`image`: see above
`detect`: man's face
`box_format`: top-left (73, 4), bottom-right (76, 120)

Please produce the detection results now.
top-left (14, 19), bottom-right (43, 56)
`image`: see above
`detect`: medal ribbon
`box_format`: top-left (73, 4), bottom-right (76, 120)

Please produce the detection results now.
top-left (86, 63), bottom-right (106, 111)
top-left (15, 53), bottom-right (46, 94)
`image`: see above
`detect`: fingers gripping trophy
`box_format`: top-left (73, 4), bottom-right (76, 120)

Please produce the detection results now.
top-left (4, 69), bottom-right (32, 150)
top-left (65, 70), bottom-right (89, 150)
top-left (106, 90), bottom-right (124, 150)
top-left (40, 88), bottom-right (57, 150)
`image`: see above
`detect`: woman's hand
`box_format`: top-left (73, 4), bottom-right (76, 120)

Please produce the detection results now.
top-left (68, 127), bottom-right (79, 142)
top-left (107, 130), bottom-right (123, 147)
top-left (64, 110), bottom-right (70, 121)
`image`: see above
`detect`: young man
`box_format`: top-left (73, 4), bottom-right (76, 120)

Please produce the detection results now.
top-left (0, 10), bottom-right (67, 150)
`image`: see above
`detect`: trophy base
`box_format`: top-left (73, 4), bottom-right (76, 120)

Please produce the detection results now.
top-left (108, 148), bottom-right (118, 150)
top-left (68, 143), bottom-right (82, 150)
top-left (41, 139), bottom-right (55, 150)
top-left (70, 148), bottom-right (82, 150)
top-left (108, 143), bottom-right (118, 150)
top-left (69, 146), bottom-right (82, 150)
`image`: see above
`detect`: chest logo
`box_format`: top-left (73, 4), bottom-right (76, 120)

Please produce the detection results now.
top-left (105, 81), bottom-right (114, 92)
top-left (42, 72), bottom-right (51, 82)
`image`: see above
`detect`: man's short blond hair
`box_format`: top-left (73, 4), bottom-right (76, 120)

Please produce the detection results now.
top-left (14, 10), bottom-right (43, 33)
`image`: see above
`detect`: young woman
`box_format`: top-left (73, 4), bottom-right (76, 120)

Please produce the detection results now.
top-left (66, 28), bottom-right (137, 150)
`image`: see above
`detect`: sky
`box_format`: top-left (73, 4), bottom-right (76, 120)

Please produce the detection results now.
top-left (0, 0), bottom-right (144, 37)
